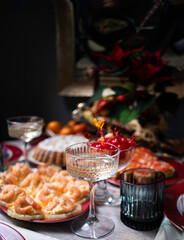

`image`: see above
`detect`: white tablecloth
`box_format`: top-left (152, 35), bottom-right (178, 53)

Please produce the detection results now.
top-left (0, 220), bottom-right (60, 240)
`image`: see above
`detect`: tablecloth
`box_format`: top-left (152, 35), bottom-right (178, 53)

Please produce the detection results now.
top-left (0, 140), bottom-right (183, 240)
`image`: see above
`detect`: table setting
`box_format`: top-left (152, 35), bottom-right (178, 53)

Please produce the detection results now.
top-left (0, 116), bottom-right (183, 240)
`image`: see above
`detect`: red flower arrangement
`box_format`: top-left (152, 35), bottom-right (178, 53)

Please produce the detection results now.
top-left (95, 44), bottom-right (173, 85)
top-left (86, 44), bottom-right (179, 146)
top-left (95, 44), bottom-right (143, 70)
top-left (127, 50), bottom-right (173, 84)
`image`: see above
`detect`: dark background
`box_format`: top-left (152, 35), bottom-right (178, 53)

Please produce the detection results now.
top-left (0, 0), bottom-right (88, 140)
top-left (1, 0), bottom-right (184, 142)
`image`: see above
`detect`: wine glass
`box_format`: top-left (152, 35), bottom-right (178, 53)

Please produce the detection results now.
top-left (65, 142), bottom-right (120, 239)
top-left (94, 145), bottom-right (136, 206)
top-left (7, 116), bottom-right (44, 164)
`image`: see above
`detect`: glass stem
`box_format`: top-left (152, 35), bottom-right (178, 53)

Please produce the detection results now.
top-left (23, 141), bottom-right (28, 161)
top-left (98, 180), bottom-right (107, 191)
top-left (95, 180), bottom-right (108, 197)
top-left (88, 181), bottom-right (98, 224)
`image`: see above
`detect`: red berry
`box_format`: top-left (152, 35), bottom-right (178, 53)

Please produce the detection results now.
top-left (117, 95), bottom-right (125, 101)
top-left (98, 100), bottom-right (108, 110)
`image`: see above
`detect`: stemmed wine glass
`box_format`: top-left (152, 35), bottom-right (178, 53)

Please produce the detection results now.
top-left (94, 145), bottom-right (136, 206)
top-left (7, 116), bottom-right (44, 164)
top-left (65, 141), bottom-right (120, 239)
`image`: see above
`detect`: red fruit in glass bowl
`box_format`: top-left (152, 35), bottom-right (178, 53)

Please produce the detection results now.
top-left (93, 135), bottom-right (136, 161)
top-left (111, 138), bottom-right (119, 145)
top-left (90, 141), bottom-right (119, 153)
top-left (91, 142), bottom-right (104, 149)
top-left (104, 137), bottom-right (111, 143)
top-left (120, 137), bottom-right (129, 148)
top-left (120, 151), bottom-right (126, 159)
top-left (127, 139), bottom-right (137, 147)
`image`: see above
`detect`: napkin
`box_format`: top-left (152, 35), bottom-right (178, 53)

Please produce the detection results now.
top-left (0, 220), bottom-right (60, 240)
top-left (154, 216), bottom-right (184, 240)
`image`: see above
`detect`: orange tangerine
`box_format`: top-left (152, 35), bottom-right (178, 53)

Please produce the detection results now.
top-left (72, 123), bottom-right (86, 134)
top-left (47, 121), bottom-right (62, 134)
top-left (59, 126), bottom-right (73, 135)
top-left (67, 120), bottom-right (77, 127)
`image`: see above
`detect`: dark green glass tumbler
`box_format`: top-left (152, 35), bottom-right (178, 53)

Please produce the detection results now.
top-left (120, 168), bottom-right (165, 231)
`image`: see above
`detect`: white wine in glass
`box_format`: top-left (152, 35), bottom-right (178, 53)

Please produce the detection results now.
top-left (7, 116), bottom-right (44, 163)
top-left (65, 142), bottom-right (120, 239)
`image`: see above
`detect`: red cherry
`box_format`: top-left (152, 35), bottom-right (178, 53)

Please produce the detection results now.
top-left (90, 142), bottom-right (96, 147)
top-left (124, 143), bottom-right (131, 150)
top-left (105, 137), bottom-right (111, 143)
top-left (109, 145), bottom-right (116, 151)
top-left (99, 143), bottom-right (105, 149)
top-left (127, 139), bottom-right (136, 147)
top-left (116, 135), bottom-right (122, 142)
top-left (111, 138), bottom-right (118, 146)
top-left (120, 137), bottom-right (129, 147)
top-left (91, 142), bottom-right (103, 149)
top-left (102, 143), bottom-right (108, 150)
top-left (117, 144), bottom-right (122, 149)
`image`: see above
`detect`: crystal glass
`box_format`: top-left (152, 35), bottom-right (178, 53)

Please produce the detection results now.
top-left (120, 168), bottom-right (165, 231)
top-left (65, 142), bottom-right (120, 239)
top-left (95, 146), bottom-right (136, 206)
top-left (7, 116), bottom-right (44, 163)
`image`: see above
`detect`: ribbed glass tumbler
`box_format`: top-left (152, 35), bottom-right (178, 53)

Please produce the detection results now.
top-left (120, 168), bottom-right (165, 231)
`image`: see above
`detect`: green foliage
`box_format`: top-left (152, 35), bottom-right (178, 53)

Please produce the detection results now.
top-left (87, 85), bottom-right (107, 106)
top-left (109, 93), bottom-right (156, 125)
top-left (87, 44), bottom-right (181, 133)
top-left (120, 83), bottom-right (135, 91)
top-left (99, 59), bottom-right (117, 69)
top-left (110, 86), bottom-right (126, 95)
top-left (136, 94), bottom-right (156, 113)
top-left (120, 108), bottom-right (140, 126)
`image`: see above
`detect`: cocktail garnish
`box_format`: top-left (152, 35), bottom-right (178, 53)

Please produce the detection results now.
top-left (93, 118), bottom-right (106, 144)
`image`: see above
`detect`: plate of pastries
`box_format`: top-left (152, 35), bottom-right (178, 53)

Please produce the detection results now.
top-left (0, 162), bottom-right (89, 222)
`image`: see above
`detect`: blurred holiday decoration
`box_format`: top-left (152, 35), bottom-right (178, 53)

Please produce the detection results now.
top-left (73, 43), bottom-right (184, 149)
top-left (55, 0), bottom-right (184, 97)
top-left (55, 0), bottom-right (184, 151)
